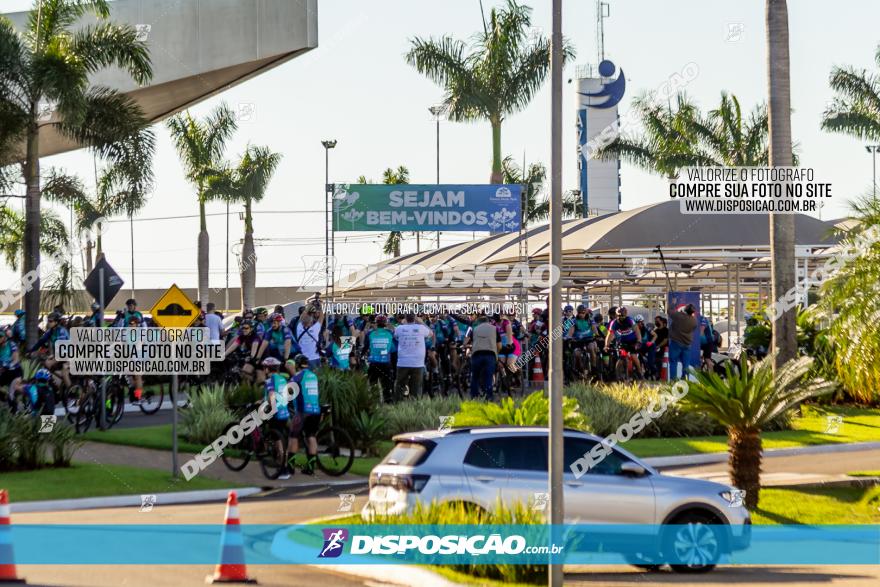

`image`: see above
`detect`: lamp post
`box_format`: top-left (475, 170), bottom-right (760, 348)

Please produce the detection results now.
top-left (322, 140), bottom-right (337, 294)
top-left (430, 105), bottom-right (444, 249)
top-left (866, 145), bottom-right (880, 198)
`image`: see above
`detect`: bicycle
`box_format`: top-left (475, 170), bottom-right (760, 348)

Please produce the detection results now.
top-left (608, 340), bottom-right (643, 383)
top-left (261, 403), bottom-right (356, 478)
top-left (220, 401), bottom-right (285, 477)
top-left (72, 376), bottom-right (125, 433)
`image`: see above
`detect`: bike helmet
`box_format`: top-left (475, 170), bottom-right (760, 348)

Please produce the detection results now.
top-left (35, 369), bottom-right (52, 382)
top-left (261, 357), bottom-right (282, 367)
top-left (91, 302), bottom-right (101, 312)
top-left (14, 309), bottom-right (24, 317)
top-left (126, 298), bottom-right (137, 306)
top-left (576, 304), bottom-right (587, 312)
top-left (271, 312), bottom-right (285, 323)
top-left (634, 314), bottom-right (645, 323)
top-left (531, 307), bottom-right (542, 316)
top-left (255, 307), bottom-right (267, 315)
top-left (240, 319), bottom-right (255, 329)
top-left (376, 315), bottom-right (387, 326)
top-left (293, 354), bottom-right (309, 369)
top-left (47, 311), bottom-right (62, 322)
top-left (563, 304), bottom-right (574, 312)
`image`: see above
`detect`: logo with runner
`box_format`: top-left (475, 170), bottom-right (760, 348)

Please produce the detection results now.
top-left (319, 528), bottom-right (349, 558)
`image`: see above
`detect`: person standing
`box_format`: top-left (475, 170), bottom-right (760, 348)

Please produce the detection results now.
top-left (366, 315), bottom-right (395, 402)
top-left (204, 302), bottom-right (224, 342)
top-left (392, 313), bottom-right (432, 400)
top-left (668, 303), bottom-right (698, 379)
top-left (467, 315), bottom-right (498, 400)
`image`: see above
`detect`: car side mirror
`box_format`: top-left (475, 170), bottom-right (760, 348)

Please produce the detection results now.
top-left (620, 462), bottom-right (647, 476)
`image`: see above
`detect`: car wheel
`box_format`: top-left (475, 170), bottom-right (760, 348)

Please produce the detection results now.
top-left (663, 512), bottom-right (721, 573)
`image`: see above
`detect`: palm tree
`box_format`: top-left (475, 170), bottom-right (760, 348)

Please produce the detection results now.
top-left (167, 104), bottom-right (238, 304)
top-left (596, 93), bottom-right (701, 181)
top-left (207, 145), bottom-right (282, 310)
top-left (406, 0), bottom-right (574, 183)
top-left (0, 205), bottom-right (69, 270)
top-left (681, 355), bottom-right (833, 509)
top-left (816, 195), bottom-right (880, 404)
top-left (684, 93), bottom-right (771, 166)
top-left (766, 0), bottom-right (797, 370)
top-left (501, 156), bottom-right (581, 224)
top-left (821, 45), bottom-right (880, 142)
top-left (0, 0), bottom-right (153, 344)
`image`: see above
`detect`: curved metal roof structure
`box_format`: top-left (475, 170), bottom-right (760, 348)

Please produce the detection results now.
top-left (333, 201), bottom-right (840, 299)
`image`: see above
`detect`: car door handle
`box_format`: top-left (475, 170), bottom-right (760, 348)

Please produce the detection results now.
top-left (475, 475), bottom-right (496, 483)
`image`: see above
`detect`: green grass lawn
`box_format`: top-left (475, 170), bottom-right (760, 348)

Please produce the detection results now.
top-left (847, 471), bottom-right (880, 477)
top-left (752, 486), bottom-right (880, 524)
top-left (625, 405), bottom-right (880, 458)
top-left (1, 462), bottom-right (241, 503)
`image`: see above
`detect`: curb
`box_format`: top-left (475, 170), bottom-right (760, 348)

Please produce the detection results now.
top-left (305, 564), bottom-right (458, 587)
top-left (645, 441), bottom-right (880, 469)
top-left (10, 487), bottom-right (262, 513)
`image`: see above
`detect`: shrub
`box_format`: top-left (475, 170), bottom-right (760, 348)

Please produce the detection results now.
top-left (10, 415), bottom-right (47, 470)
top-left (452, 390), bottom-right (588, 431)
top-left (351, 411), bottom-right (387, 457)
top-left (225, 382), bottom-right (263, 410)
top-left (378, 395), bottom-right (462, 436)
top-left (316, 368), bottom-right (380, 433)
top-left (360, 500), bottom-right (547, 585)
top-left (0, 406), bottom-right (16, 470)
top-left (0, 406), bottom-right (83, 472)
top-left (180, 384), bottom-right (233, 444)
top-left (47, 421), bottom-right (82, 467)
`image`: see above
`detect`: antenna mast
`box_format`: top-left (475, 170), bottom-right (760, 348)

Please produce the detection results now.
top-left (596, 1), bottom-right (610, 64)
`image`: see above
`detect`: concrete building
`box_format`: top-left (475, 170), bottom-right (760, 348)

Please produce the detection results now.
top-left (5, 0), bottom-right (318, 157)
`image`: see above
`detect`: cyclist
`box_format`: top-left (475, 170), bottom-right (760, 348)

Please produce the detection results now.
top-left (11, 309), bottom-right (26, 345)
top-left (604, 306), bottom-right (643, 376)
top-left (365, 315), bottom-right (395, 401)
top-left (634, 315), bottom-right (653, 378)
top-left (28, 311), bottom-right (71, 388)
top-left (290, 354), bottom-right (321, 475)
top-left (0, 329), bottom-right (24, 406)
top-left (260, 313), bottom-right (293, 363)
top-left (122, 299), bottom-right (143, 324)
top-left (567, 305), bottom-right (598, 374)
top-left (325, 324), bottom-right (352, 370)
top-left (294, 302), bottom-right (324, 370)
top-left (254, 307), bottom-right (270, 337)
top-left (225, 319), bottom-right (264, 383)
top-left (494, 312), bottom-right (521, 373)
top-left (125, 314), bottom-right (146, 402)
top-left (699, 312), bottom-right (716, 371)
top-left (261, 357), bottom-right (293, 480)
top-left (83, 303), bottom-right (103, 327)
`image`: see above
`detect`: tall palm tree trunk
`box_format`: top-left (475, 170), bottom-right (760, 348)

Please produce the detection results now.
top-left (23, 123), bottom-right (41, 347)
top-left (728, 426), bottom-right (762, 510)
top-left (240, 199), bottom-right (256, 310)
top-left (85, 239), bottom-right (94, 274)
top-left (767, 0), bottom-right (797, 369)
top-left (95, 222), bottom-right (104, 260)
top-left (198, 198), bottom-right (210, 304)
top-left (490, 117), bottom-right (503, 184)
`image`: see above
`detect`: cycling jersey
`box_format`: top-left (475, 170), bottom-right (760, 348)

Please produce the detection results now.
top-left (327, 341), bottom-right (351, 369)
top-left (234, 332), bottom-right (260, 354)
top-left (29, 326), bottom-right (69, 354)
top-left (264, 372), bottom-right (291, 420)
top-left (293, 369), bottom-right (320, 415)
top-left (454, 318), bottom-right (469, 343)
top-left (11, 317), bottom-right (26, 344)
top-left (573, 318), bottom-right (594, 340)
top-left (263, 325), bottom-right (293, 355)
top-left (0, 340), bottom-right (19, 368)
top-left (367, 328), bottom-right (394, 363)
top-left (610, 317), bottom-right (638, 343)
top-left (123, 310), bottom-right (144, 326)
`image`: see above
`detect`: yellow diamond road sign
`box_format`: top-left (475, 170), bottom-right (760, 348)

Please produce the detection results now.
top-left (149, 284), bottom-right (199, 328)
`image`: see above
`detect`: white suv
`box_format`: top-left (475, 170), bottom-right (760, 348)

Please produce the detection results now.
top-left (363, 426), bottom-right (751, 572)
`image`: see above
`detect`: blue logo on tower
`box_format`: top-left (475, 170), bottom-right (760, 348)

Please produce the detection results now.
top-left (318, 528), bottom-right (349, 558)
top-left (579, 59), bottom-right (626, 109)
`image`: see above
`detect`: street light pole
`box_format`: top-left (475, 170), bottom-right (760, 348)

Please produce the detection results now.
top-left (866, 145), bottom-right (880, 198)
top-left (430, 105), bottom-right (444, 249)
top-left (549, 1), bottom-right (564, 586)
top-left (225, 200), bottom-right (230, 312)
top-left (322, 140), bottom-right (337, 294)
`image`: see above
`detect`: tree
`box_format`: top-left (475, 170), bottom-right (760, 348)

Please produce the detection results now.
top-left (501, 156), bottom-right (580, 224)
top-left (683, 93), bottom-right (770, 166)
top-left (0, 0), bottom-right (153, 344)
top-left (681, 355), bottom-right (833, 509)
top-left (406, 0), bottom-right (574, 183)
top-left (821, 44), bottom-right (880, 143)
top-left (208, 145), bottom-right (282, 310)
top-left (0, 205), bottom-right (69, 271)
top-left (167, 104), bottom-right (238, 304)
top-left (766, 0), bottom-right (797, 370)
top-left (816, 195), bottom-right (880, 404)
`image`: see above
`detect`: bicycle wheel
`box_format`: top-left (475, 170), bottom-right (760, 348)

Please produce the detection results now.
top-left (614, 359), bottom-right (628, 382)
top-left (315, 425), bottom-right (354, 476)
top-left (259, 427), bottom-right (287, 480)
top-left (139, 384), bottom-right (164, 414)
top-left (221, 421), bottom-right (255, 472)
top-left (63, 384), bottom-right (85, 423)
top-left (75, 392), bottom-right (95, 433)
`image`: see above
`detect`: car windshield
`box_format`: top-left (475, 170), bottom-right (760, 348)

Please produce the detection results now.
top-left (381, 442), bottom-right (430, 466)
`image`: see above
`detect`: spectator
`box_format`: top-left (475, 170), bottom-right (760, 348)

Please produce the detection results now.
top-left (204, 302), bottom-right (224, 342)
top-left (467, 315), bottom-right (498, 400)
top-left (392, 313), bottom-right (432, 400)
top-left (668, 304), bottom-right (698, 379)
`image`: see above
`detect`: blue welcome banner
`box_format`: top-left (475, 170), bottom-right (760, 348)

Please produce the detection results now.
top-left (331, 184), bottom-right (523, 232)
top-left (6, 524), bottom-right (880, 565)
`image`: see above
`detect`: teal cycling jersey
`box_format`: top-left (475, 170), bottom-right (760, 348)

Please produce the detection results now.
top-left (368, 328), bottom-right (394, 363)
top-left (264, 373), bottom-right (291, 420)
top-left (329, 341), bottom-right (351, 369)
top-left (294, 369), bottom-right (320, 415)
top-left (0, 341), bottom-right (18, 368)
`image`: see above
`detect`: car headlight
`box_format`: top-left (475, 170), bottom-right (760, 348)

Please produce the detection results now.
top-left (719, 489), bottom-right (746, 507)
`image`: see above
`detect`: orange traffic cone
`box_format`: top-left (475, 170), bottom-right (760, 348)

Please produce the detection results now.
top-left (207, 491), bottom-right (256, 584)
top-left (0, 490), bottom-right (25, 584)
top-left (661, 348), bottom-right (670, 381)
top-left (531, 355), bottom-right (545, 384)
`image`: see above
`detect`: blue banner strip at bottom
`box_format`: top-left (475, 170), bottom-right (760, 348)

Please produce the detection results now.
top-left (3, 524), bottom-right (880, 565)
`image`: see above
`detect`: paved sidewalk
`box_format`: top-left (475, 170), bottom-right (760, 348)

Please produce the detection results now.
top-left (74, 441), bottom-right (366, 488)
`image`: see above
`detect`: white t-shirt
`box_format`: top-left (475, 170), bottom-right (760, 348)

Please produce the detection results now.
top-left (205, 313), bottom-right (223, 341)
top-left (296, 321), bottom-right (323, 360)
top-left (393, 323), bottom-right (432, 368)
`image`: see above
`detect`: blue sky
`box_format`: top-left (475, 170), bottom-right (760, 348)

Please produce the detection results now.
top-left (3, 0), bottom-right (879, 294)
